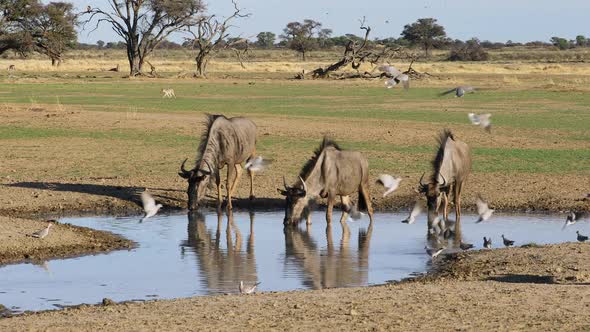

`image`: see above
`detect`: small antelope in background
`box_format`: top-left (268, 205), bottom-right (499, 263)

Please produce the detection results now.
top-left (7, 65), bottom-right (15, 71)
top-left (162, 88), bottom-right (176, 98)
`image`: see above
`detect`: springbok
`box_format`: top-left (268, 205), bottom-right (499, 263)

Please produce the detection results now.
top-left (161, 88), bottom-right (176, 98)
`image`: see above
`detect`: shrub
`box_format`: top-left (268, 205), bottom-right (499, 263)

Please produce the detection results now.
top-left (448, 38), bottom-right (489, 61)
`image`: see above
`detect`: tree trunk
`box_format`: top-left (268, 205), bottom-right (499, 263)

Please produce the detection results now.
top-left (302, 50), bottom-right (306, 61)
top-left (195, 51), bottom-right (209, 77)
top-left (127, 37), bottom-right (142, 76)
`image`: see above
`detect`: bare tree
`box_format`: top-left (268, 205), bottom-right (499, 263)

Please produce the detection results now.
top-left (185, 0), bottom-right (249, 78)
top-left (82, 0), bottom-right (205, 76)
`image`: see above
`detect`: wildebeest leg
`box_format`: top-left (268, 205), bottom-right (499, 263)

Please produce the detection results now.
top-left (359, 184), bottom-right (374, 223)
top-left (326, 195), bottom-right (335, 224)
top-left (248, 168), bottom-right (255, 200)
top-left (339, 196), bottom-right (351, 224)
top-left (454, 181), bottom-right (463, 224)
top-left (229, 164), bottom-right (242, 197)
top-left (216, 173), bottom-right (222, 208)
top-left (226, 166), bottom-right (235, 210)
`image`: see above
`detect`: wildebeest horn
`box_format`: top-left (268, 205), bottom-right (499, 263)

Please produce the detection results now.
top-left (418, 172), bottom-right (427, 186)
top-left (439, 173), bottom-right (448, 187)
top-left (202, 160), bottom-right (213, 175)
top-left (179, 158), bottom-right (192, 177)
top-left (298, 176), bottom-right (308, 193)
top-left (283, 176), bottom-right (289, 190)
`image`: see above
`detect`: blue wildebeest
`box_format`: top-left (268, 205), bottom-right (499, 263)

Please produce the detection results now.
top-left (279, 138), bottom-right (374, 225)
top-left (179, 114), bottom-right (257, 210)
top-left (418, 129), bottom-right (471, 231)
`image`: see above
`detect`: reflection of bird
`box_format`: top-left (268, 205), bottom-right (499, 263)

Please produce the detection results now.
top-left (378, 65), bottom-right (410, 90)
top-left (401, 200), bottom-right (422, 224)
top-left (425, 246), bottom-right (445, 259)
top-left (468, 113), bottom-right (492, 133)
top-left (140, 192), bottom-right (162, 222)
top-left (483, 236), bottom-right (492, 249)
top-left (501, 234), bottom-right (515, 247)
top-left (239, 281), bottom-right (261, 294)
top-left (244, 156), bottom-right (271, 172)
top-left (475, 195), bottom-right (494, 223)
top-left (577, 231), bottom-right (588, 242)
top-left (31, 221), bottom-right (54, 239)
top-left (459, 242), bottom-right (474, 250)
top-left (376, 174), bottom-right (402, 197)
top-left (440, 86), bottom-right (475, 98)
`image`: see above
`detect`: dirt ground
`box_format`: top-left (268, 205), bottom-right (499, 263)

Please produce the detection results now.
top-left (1, 243), bottom-right (589, 331)
top-left (0, 74), bottom-right (588, 329)
top-left (0, 216), bottom-right (134, 265)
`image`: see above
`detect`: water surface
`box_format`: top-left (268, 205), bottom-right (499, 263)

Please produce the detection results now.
top-left (0, 210), bottom-right (577, 313)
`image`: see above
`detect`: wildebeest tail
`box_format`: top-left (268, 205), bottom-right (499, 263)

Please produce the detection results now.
top-left (358, 188), bottom-right (368, 212)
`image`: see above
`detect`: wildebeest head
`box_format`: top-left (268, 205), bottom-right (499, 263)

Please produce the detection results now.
top-left (278, 176), bottom-right (309, 225)
top-left (178, 158), bottom-right (213, 211)
top-left (417, 173), bottom-right (449, 226)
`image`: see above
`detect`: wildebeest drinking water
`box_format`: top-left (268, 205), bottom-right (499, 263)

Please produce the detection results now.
top-left (417, 129), bottom-right (471, 231)
top-left (279, 137), bottom-right (374, 225)
top-left (178, 114), bottom-right (257, 210)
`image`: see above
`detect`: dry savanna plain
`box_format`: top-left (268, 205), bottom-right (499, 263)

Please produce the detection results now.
top-left (0, 49), bottom-right (589, 330)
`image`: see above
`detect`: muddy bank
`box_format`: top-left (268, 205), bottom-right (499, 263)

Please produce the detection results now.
top-left (0, 216), bottom-right (134, 266)
top-left (1, 243), bottom-right (589, 331)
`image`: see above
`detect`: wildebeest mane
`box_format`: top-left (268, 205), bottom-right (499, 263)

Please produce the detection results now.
top-left (196, 114), bottom-right (227, 165)
top-left (431, 129), bottom-right (455, 183)
top-left (299, 137), bottom-right (342, 179)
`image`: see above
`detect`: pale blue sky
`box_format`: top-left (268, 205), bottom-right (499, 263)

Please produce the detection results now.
top-left (71, 0), bottom-right (589, 44)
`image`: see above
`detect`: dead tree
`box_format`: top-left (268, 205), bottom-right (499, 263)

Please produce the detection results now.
top-left (308, 18), bottom-right (426, 79)
top-left (186, 0), bottom-right (250, 78)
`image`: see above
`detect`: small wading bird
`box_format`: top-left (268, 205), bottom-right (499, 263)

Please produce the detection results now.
top-left (459, 242), bottom-right (474, 250)
top-left (31, 221), bottom-right (55, 239)
top-left (244, 156), bottom-right (271, 172)
top-left (502, 234), bottom-right (515, 247)
top-left (140, 191), bottom-right (162, 222)
top-left (401, 200), bottom-right (423, 224)
top-left (239, 281), bottom-right (261, 294)
top-left (378, 65), bottom-right (410, 90)
top-left (483, 236), bottom-right (492, 249)
top-left (577, 231), bottom-right (588, 242)
top-left (376, 174), bottom-right (402, 197)
top-left (440, 86), bottom-right (475, 98)
top-left (425, 246), bottom-right (445, 259)
top-left (475, 194), bottom-right (494, 223)
top-left (161, 88), bottom-right (176, 98)
top-left (468, 113), bottom-right (492, 133)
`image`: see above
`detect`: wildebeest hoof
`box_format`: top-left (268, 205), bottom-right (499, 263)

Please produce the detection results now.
top-left (249, 195), bottom-right (255, 200)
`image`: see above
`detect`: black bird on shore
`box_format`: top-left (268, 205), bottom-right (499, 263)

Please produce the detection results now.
top-left (501, 234), bottom-right (515, 247)
top-left (460, 242), bottom-right (474, 250)
top-left (576, 231), bottom-right (588, 242)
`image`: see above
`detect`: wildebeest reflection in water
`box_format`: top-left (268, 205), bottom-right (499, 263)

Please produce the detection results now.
top-left (283, 222), bottom-right (373, 290)
top-left (182, 209), bottom-right (258, 294)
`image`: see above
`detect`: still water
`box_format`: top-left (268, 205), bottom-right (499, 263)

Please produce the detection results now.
top-left (0, 210), bottom-right (578, 313)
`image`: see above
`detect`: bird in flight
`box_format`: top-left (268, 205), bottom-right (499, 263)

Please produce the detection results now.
top-left (140, 191), bottom-right (162, 222)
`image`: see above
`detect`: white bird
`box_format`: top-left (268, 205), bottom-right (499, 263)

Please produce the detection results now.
top-left (468, 113), bottom-right (492, 133)
top-left (31, 221), bottom-right (54, 239)
top-left (140, 191), bottom-right (162, 222)
top-left (375, 174), bottom-right (402, 197)
top-left (425, 246), bottom-right (445, 259)
top-left (563, 211), bottom-right (588, 230)
top-left (378, 65), bottom-right (410, 90)
top-left (475, 195), bottom-right (494, 223)
top-left (401, 200), bottom-right (423, 224)
top-left (239, 281), bottom-right (261, 294)
top-left (244, 156), bottom-right (271, 172)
